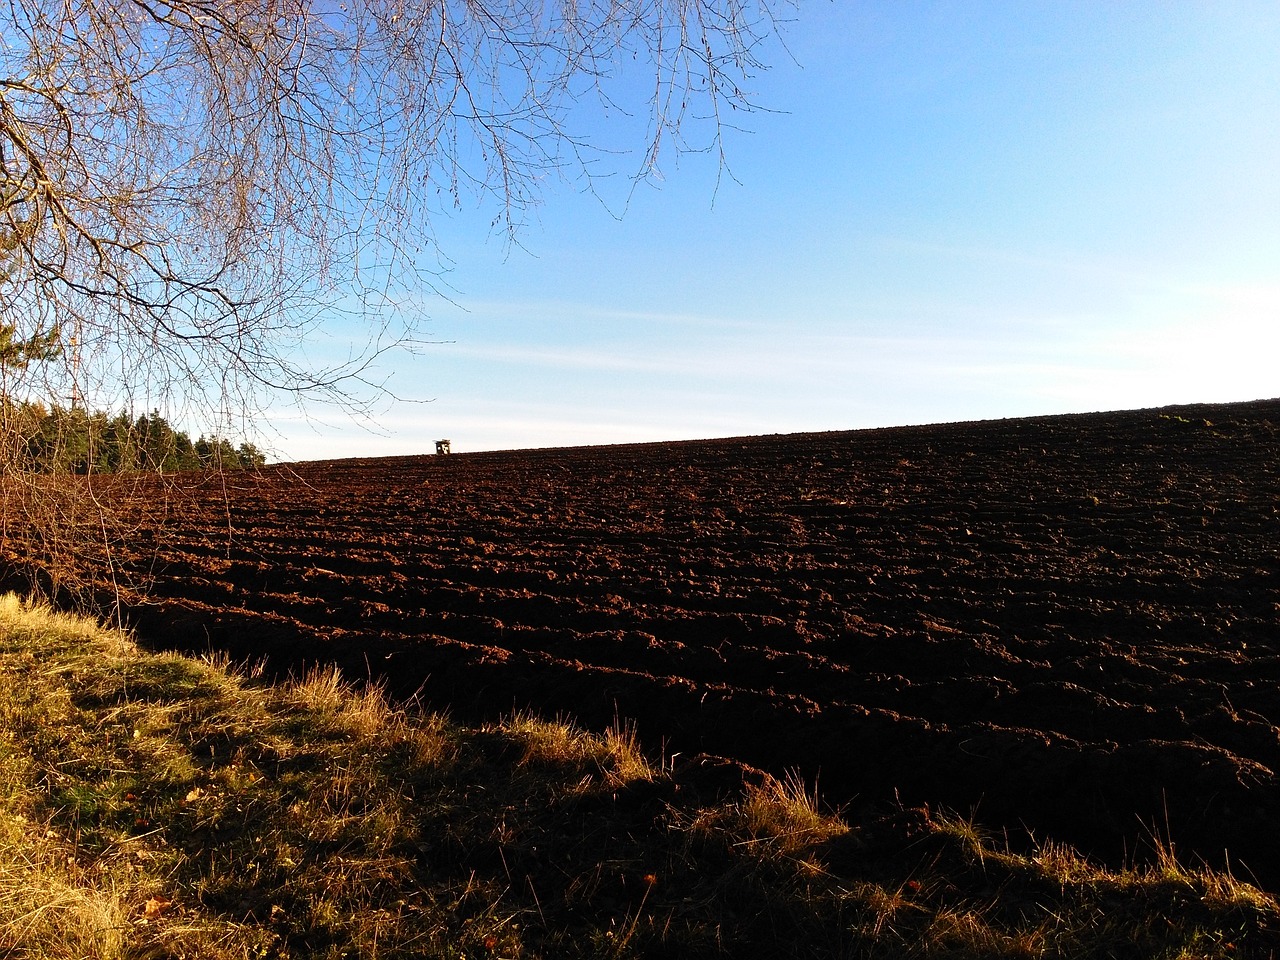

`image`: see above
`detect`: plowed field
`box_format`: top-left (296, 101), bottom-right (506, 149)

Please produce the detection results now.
top-left (90, 400), bottom-right (1280, 885)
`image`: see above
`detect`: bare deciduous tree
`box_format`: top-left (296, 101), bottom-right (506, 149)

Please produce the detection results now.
top-left (1, 0), bottom-right (783, 410)
top-left (0, 0), bottom-right (787, 595)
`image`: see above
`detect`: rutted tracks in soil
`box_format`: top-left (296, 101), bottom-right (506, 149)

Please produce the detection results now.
top-left (94, 400), bottom-right (1280, 884)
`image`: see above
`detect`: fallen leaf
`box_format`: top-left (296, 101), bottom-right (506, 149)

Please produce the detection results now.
top-left (142, 896), bottom-right (171, 921)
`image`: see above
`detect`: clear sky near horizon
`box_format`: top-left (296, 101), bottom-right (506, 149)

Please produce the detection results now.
top-left (271, 2), bottom-right (1280, 461)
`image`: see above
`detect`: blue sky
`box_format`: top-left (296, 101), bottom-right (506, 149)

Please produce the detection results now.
top-left (274, 1), bottom-right (1280, 459)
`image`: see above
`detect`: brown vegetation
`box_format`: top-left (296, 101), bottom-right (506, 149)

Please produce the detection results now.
top-left (3, 595), bottom-right (1277, 958)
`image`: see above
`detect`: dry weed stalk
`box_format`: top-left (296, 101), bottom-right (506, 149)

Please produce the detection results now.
top-left (1, 594), bottom-right (1276, 959)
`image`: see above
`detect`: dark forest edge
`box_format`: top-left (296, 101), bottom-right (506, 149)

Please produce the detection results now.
top-left (1, 401), bottom-right (267, 474)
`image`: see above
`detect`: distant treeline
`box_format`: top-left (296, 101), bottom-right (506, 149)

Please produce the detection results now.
top-left (2, 402), bottom-right (267, 474)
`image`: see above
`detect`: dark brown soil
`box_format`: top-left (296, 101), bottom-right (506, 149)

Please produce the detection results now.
top-left (62, 400), bottom-right (1280, 886)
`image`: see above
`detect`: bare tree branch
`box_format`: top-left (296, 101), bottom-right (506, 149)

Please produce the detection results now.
top-left (0, 0), bottom-right (787, 595)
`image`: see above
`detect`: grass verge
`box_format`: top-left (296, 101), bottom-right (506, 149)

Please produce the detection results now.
top-left (0, 592), bottom-right (1276, 958)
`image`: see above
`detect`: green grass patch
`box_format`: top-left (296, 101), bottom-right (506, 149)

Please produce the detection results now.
top-left (0, 592), bottom-right (1275, 958)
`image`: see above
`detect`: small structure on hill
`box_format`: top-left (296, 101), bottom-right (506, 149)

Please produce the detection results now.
top-left (435, 439), bottom-right (452, 455)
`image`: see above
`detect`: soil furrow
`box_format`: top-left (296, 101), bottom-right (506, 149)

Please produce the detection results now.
top-left (31, 396), bottom-right (1280, 888)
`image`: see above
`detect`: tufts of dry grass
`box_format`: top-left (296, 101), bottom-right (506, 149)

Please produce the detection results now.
top-left (1, 591), bottom-right (1277, 959)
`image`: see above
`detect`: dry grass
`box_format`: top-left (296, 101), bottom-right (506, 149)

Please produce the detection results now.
top-left (1, 592), bottom-right (1277, 959)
